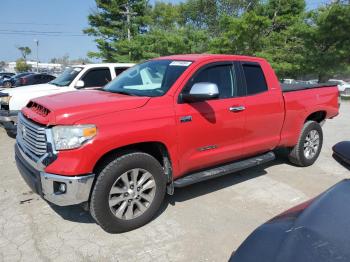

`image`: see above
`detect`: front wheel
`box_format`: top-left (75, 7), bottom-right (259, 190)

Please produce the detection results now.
top-left (90, 152), bottom-right (166, 233)
top-left (288, 121), bottom-right (323, 167)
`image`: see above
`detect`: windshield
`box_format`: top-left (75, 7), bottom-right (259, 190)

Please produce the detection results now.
top-left (50, 67), bottom-right (83, 87)
top-left (103, 60), bottom-right (191, 97)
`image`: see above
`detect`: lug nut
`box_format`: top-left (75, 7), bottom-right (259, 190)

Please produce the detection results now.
top-left (137, 187), bottom-right (140, 191)
top-left (130, 185), bottom-right (134, 189)
top-left (124, 193), bottom-right (129, 197)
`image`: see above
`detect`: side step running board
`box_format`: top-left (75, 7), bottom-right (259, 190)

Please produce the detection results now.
top-left (173, 152), bottom-right (275, 188)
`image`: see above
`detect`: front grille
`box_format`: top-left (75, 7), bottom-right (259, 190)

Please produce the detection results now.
top-left (17, 113), bottom-right (47, 157)
top-left (344, 88), bottom-right (350, 96)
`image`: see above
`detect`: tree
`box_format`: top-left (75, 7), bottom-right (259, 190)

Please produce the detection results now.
top-left (15, 59), bottom-right (32, 72)
top-left (84, 0), bottom-right (350, 81)
top-left (300, 2), bottom-right (350, 81)
top-left (84, 0), bottom-right (149, 61)
top-left (50, 54), bottom-right (70, 66)
top-left (0, 61), bottom-right (6, 71)
top-left (17, 46), bottom-right (32, 61)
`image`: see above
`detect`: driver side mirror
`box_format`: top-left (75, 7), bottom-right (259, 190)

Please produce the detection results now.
top-left (182, 82), bottom-right (219, 103)
top-left (75, 80), bottom-right (85, 89)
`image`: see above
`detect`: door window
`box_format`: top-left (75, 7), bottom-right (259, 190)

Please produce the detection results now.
top-left (81, 68), bottom-right (111, 88)
top-left (115, 67), bottom-right (130, 77)
top-left (242, 64), bottom-right (268, 95)
top-left (186, 65), bottom-right (237, 99)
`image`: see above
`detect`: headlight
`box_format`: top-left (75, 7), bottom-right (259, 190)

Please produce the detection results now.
top-left (52, 125), bottom-right (97, 150)
top-left (0, 96), bottom-right (11, 105)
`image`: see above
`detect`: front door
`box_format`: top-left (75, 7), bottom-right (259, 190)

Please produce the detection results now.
top-left (175, 62), bottom-right (246, 176)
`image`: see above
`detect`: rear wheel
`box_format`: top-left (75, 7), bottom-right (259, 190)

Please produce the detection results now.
top-left (90, 152), bottom-right (166, 233)
top-left (4, 81), bottom-right (12, 88)
top-left (288, 121), bottom-right (323, 167)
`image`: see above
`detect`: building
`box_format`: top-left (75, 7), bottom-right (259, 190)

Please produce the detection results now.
top-left (5, 61), bottom-right (62, 74)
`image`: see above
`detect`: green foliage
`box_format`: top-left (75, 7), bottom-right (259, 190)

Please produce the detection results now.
top-left (85, 0), bottom-right (350, 80)
top-left (300, 3), bottom-right (350, 81)
top-left (84, 0), bottom-right (150, 61)
top-left (15, 59), bottom-right (32, 72)
top-left (17, 46), bottom-right (31, 61)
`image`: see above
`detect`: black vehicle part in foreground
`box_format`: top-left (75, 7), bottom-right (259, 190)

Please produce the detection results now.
top-left (230, 179), bottom-right (350, 262)
top-left (281, 82), bottom-right (338, 92)
top-left (333, 141), bottom-right (350, 166)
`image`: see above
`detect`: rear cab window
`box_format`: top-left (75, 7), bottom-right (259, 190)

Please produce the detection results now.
top-left (115, 67), bottom-right (130, 77)
top-left (241, 62), bottom-right (268, 95)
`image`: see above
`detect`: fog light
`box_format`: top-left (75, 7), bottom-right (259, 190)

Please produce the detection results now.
top-left (59, 183), bottom-right (66, 193)
top-left (54, 181), bottom-right (67, 194)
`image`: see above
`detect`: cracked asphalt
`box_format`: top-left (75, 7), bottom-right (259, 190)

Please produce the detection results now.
top-left (0, 101), bottom-right (349, 262)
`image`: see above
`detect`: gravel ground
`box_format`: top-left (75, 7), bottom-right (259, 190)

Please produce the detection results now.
top-left (0, 101), bottom-right (349, 262)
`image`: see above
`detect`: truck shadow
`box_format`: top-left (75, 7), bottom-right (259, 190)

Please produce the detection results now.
top-left (49, 155), bottom-right (288, 225)
top-left (49, 203), bottom-right (95, 224)
top-left (332, 154), bottom-right (350, 171)
top-left (156, 157), bottom-right (287, 219)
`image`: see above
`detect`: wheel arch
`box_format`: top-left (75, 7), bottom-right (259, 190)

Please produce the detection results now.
top-left (305, 110), bottom-right (327, 123)
top-left (93, 141), bottom-right (173, 183)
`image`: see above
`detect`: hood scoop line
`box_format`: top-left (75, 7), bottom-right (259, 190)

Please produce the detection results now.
top-left (27, 101), bottom-right (51, 117)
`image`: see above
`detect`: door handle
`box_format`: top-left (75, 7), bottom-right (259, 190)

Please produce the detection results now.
top-left (229, 106), bottom-right (246, 112)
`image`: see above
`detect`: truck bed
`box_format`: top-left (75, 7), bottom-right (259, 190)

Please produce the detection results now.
top-left (281, 83), bottom-right (338, 92)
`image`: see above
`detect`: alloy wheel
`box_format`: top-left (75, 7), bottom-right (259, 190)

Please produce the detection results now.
top-left (108, 168), bottom-right (156, 220)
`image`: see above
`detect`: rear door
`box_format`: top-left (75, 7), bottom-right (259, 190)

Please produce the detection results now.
top-left (175, 62), bottom-right (246, 175)
top-left (239, 62), bottom-right (284, 157)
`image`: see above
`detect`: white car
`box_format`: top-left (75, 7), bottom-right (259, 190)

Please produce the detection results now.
top-left (0, 63), bottom-right (134, 135)
top-left (328, 79), bottom-right (350, 97)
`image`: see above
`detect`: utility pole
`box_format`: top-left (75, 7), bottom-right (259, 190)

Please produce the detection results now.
top-left (120, 3), bottom-right (137, 59)
top-left (34, 39), bottom-right (39, 72)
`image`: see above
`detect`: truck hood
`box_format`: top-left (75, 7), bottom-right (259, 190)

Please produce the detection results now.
top-left (22, 90), bottom-right (151, 125)
top-left (0, 83), bottom-right (62, 95)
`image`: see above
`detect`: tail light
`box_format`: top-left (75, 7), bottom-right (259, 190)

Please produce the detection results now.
top-left (20, 77), bottom-right (27, 85)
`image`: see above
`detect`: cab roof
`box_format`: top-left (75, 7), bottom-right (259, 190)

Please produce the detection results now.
top-left (155, 54), bottom-right (266, 63)
top-left (72, 63), bottom-right (135, 68)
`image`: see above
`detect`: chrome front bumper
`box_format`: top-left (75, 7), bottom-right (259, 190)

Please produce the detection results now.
top-left (15, 143), bottom-right (95, 206)
top-left (41, 172), bottom-right (95, 206)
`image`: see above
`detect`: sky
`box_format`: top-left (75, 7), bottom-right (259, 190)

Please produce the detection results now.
top-left (0, 0), bottom-right (325, 63)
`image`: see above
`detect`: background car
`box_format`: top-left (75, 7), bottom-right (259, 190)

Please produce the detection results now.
top-left (0, 72), bottom-right (15, 79)
top-left (328, 79), bottom-right (350, 98)
top-left (15, 73), bottom-right (55, 87)
top-left (333, 141), bottom-right (350, 167)
top-left (0, 72), bottom-right (15, 87)
top-left (2, 72), bottom-right (34, 88)
top-left (231, 179), bottom-right (350, 262)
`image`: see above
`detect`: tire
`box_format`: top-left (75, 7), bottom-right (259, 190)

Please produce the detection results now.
top-left (288, 121), bottom-right (323, 167)
top-left (90, 152), bottom-right (166, 233)
top-left (4, 81), bottom-right (12, 88)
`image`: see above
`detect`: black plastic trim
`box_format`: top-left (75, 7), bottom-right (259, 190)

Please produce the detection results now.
top-left (174, 152), bottom-right (275, 187)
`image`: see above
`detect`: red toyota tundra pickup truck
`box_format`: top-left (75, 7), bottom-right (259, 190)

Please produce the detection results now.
top-left (15, 54), bottom-right (339, 233)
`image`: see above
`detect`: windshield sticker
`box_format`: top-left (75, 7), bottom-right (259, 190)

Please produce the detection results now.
top-left (170, 61), bottom-right (192, 67)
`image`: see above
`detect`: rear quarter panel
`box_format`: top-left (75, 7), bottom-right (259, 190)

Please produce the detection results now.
top-left (280, 86), bottom-right (339, 147)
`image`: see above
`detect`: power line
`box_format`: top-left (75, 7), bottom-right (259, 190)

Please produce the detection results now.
top-left (0, 22), bottom-right (64, 26)
top-left (0, 32), bottom-right (89, 37)
top-left (0, 29), bottom-right (83, 34)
